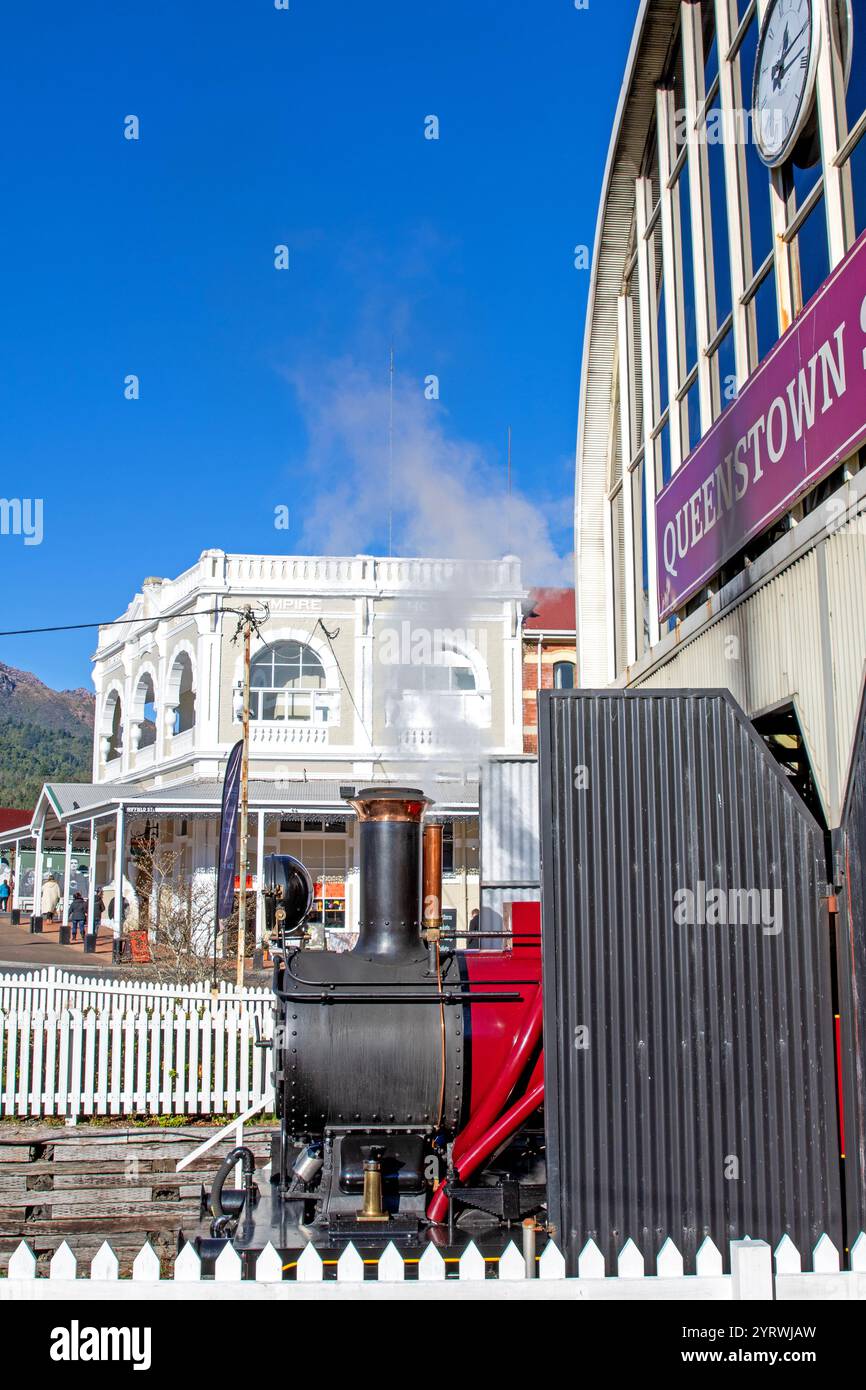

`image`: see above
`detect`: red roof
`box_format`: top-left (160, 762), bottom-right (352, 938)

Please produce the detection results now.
top-left (0, 808), bottom-right (32, 833)
top-left (524, 587), bottom-right (576, 632)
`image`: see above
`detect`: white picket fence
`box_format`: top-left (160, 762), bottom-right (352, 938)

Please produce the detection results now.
top-left (0, 966), bottom-right (270, 1016)
top-left (3, 1232), bottom-right (866, 1301)
top-left (0, 1005), bottom-right (274, 1117)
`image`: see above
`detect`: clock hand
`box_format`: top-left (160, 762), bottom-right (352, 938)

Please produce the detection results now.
top-left (780, 18), bottom-right (809, 57)
top-left (777, 44), bottom-right (806, 81)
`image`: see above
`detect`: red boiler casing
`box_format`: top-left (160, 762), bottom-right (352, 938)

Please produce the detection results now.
top-left (427, 902), bottom-right (543, 1222)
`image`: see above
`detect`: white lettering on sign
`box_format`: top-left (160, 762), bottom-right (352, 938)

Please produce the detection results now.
top-left (267, 599), bottom-right (323, 612)
top-left (661, 323), bottom-right (847, 579)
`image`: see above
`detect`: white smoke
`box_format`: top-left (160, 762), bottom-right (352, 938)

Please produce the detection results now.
top-left (284, 359), bottom-right (571, 584)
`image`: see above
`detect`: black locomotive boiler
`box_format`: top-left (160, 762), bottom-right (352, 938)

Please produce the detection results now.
top-left (202, 787), bottom-right (545, 1254)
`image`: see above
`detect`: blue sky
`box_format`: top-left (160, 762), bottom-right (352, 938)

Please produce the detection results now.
top-left (0, 0), bottom-right (635, 689)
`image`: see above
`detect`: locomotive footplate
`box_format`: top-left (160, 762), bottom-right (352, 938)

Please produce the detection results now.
top-left (327, 1212), bottom-right (424, 1242)
top-left (445, 1179), bottom-right (546, 1222)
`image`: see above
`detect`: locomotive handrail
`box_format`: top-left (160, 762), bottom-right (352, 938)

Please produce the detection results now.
top-left (275, 988), bottom-right (526, 1005)
top-left (175, 1091), bottom-right (275, 1173)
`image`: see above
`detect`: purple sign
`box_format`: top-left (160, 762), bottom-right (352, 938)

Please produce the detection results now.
top-left (656, 229), bottom-right (866, 621)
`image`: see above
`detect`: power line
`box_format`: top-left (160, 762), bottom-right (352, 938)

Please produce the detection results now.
top-left (0, 606), bottom-right (245, 639)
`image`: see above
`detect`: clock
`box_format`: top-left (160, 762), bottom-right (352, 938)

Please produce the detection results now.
top-left (752, 0), bottom-right (854, 169)
top-left (753, 0), bottom-right (821, 167)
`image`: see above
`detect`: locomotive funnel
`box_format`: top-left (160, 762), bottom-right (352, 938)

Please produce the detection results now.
top-left (348, 787), bottom-right (430, 960)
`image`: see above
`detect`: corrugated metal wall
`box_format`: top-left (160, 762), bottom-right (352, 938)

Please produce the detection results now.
top-left (633, 514), bottom-right (866, 827)
top-left (480, 756), bottom-right (540, 888)
top-left (837, 678), bottom-right (866, 1242)
top-left (539, 689), bottom-right (842, 1274)
top-left (479, 756), bottom-right (540, 940)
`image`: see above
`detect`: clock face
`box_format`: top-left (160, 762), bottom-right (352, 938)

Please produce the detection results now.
top-left (753, 0), bottom-right (820, 167)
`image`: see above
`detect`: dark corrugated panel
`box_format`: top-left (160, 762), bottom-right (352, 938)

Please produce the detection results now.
top-left (837, 676), bottom-right (866, 1241)
top-left (539, 689), bottom-right (842, 1274)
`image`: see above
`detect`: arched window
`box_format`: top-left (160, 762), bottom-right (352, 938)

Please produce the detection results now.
top-left (417, 652), bottom-right (477, 693)
top-left (103, 690), bottom-right (123, 761)
top-left (133, 672), bottom-right (157, 748)
top-left (250, 641), bottom-right (327, 722)
top-left (168, 652), bottom-right (196, 734)
top-left (176, 656), bottom-right (195, 734)
top-left (554, 661), bottom-right (576, 690)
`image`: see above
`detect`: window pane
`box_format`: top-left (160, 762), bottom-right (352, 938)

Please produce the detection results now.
top-left (685, 376), bottom-right (702, 456)
top-left (554, 661), bottom-right (576, 690)
top-left (753, 266), bottom-right (778, 366)
top-left (714, 326), bottom-right (738, 420)
top-left (796, 193), bottom-right (830, 311)
top-left (851, 133), bottom-right (866, 239)
top-left (678, 170), bottom-right (698, 369)
top-left (738, 14), bottom-right (774, 272)
top-left (657, 271), bottom-right (669, 417)
top-left (845, 8), bottom-right (866, 135)
top-left (453, 667), bottom-right (475, 691)
top-left (706, 99), bottom-right (732, 325)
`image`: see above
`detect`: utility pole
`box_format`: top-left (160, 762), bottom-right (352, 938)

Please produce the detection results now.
top-left (236, 609), bottom-right (252, 987)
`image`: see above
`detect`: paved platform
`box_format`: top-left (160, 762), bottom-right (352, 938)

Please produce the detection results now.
top-left (0, 912), bottom-right (114, 970)
top-left (0, 912), bottom-right (271, 982)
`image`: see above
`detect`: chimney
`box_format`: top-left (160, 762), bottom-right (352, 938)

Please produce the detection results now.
top-left (348, 788), bottom-right (430, 960)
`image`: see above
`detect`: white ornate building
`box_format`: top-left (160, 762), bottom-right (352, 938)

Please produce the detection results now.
top-left (3, 552), bottom-right (527, 945)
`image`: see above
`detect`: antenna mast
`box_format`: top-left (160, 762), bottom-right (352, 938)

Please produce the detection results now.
top-left (388, 343), bottom-right (394, 559)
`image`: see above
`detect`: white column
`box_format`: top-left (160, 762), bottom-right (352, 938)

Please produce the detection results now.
top-left (33, 818), bottom-right (45, 919)
top-left (715, 0), bottom-right (758, 386)
top-left (12, 838), bottom-right (22, 911)
top-left (255, 810), bottom-right (265, 948)
top-left (635, 176), bottom-right (662, 647)
top-left (62, 823), bottom-right (73, 925)
top-left (602, 492), bottom-right (617, 684)
top-left (681, 0), bottom-right (720, 428)
top-left (657, 85), bottom-right (690, 470)
top-left (87, 819), bottom-right (97, 932)
top-left (113, 803), bottom-right (126, 942)
top-left (617, 295), bottom-right (639, 665)
top-left (815, 0), bottom-right (855, 268)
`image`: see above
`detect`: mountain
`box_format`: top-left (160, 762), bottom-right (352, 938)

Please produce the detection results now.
top-left (0, 663), bottom-right (95, 735)
top-left (0, 663), bottom-right (94, 808)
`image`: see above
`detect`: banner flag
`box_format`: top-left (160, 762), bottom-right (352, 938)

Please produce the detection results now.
top-left (216, 739), bottom-right (243, 926)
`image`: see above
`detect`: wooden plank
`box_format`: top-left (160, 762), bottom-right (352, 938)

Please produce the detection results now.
top-left (4, 1210), bottom-right (201, 1233)
top-left (0, 1145), bottom-right (34, 1164)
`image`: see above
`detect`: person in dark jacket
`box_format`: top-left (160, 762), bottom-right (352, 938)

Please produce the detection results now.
top-left (69, 892), bottom-right (87, 942)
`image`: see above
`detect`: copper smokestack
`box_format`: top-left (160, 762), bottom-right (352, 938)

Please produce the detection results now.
top-left (347, 787), bottom-right (430, 960)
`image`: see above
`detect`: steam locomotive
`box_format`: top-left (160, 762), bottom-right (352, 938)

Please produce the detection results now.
top-left (202, 787), bottom-right (545, 1254)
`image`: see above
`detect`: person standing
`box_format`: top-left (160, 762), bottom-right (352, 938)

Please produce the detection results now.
top-left (41, 874), bottom-right (62, 922)
top-left (0, 879), bottom-right (9, 914)
top-left (69, 892), bottom-right (87, 942)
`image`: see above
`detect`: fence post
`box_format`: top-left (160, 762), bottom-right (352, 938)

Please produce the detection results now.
top-left (730, 1239), bottom-right (774, 1300)
top-left (45, 965), bottom-right (57, 1019)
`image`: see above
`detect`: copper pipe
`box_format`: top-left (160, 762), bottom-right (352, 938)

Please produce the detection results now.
top-left (423, 822), bottom-right (447, 1128)
top-left (422, 822), bottom-right (444, 929)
